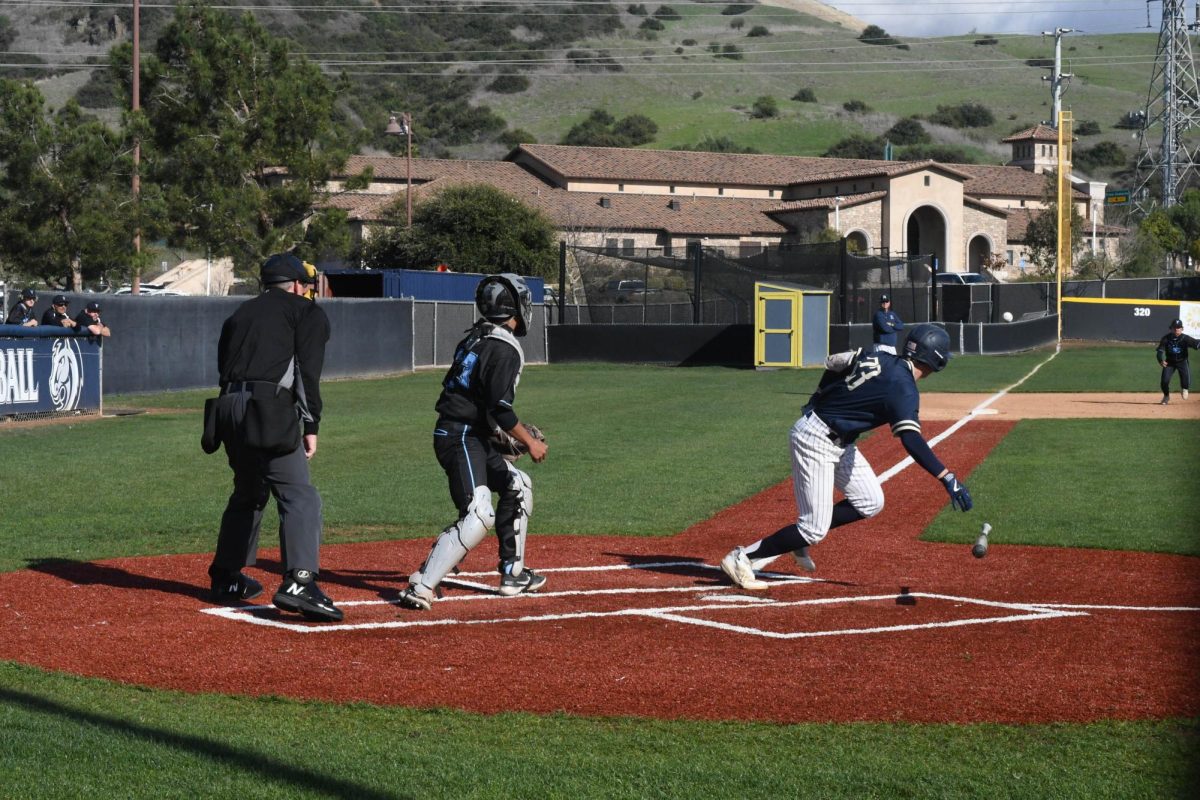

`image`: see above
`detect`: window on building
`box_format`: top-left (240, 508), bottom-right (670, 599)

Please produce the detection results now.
top-left (619, 183), bottom-right (625, 192)
top-left (1006, 250), bottom-right (1014, 265)
top-left (924, 176), bottom-right (931, 186)
top-left (670, 185), bottom-right (676, 194)
top-left (718, 187), bottom-right (725, 196)
top-left (622, 238), bottom-right (635, 254)
top-left (1020, 200), bottom-right (1026, 207)
top-left (769, 189), bottom-right (775, 198)
top-left (605, 238), bottom-right (618, 254)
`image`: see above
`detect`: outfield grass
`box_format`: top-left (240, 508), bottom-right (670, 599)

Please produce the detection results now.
top-left (1, 662), bottom-right (1195, 800)
top-left (2, 347), bottom-right (1197, 798)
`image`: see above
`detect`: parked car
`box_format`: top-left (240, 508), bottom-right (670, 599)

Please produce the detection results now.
top-left (934, 272), bottom-right (990, 285)
top-left (603, 279), bottom-right (648, 302)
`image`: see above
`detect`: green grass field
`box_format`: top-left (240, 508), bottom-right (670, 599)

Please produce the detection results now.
top-left (1, 345), bottom-right (1197, 798)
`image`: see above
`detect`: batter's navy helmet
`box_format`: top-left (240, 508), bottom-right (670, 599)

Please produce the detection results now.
top-left (476, 273), bottom-right (533, 337)
top-left (903, 324), bottom-right (951, 372)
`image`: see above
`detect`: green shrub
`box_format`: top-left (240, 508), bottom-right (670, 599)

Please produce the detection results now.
top-left (653, 5), bottom-right (682, 20)
top-left (885, 117), bottom-right (930, 145)
top-left (640, 18), bottom-right (665, 31)
top-left (825, 135), bottom-right (884, 159)
top-left (721, 3), bottom-right (754, 14)
top-left (627, 3), bottom-right (648, 14)
top-left (730, 19), bottom-right (745, 30)
top-left (487, 73), bottom-right (530, 94)
top-left (928, 103), bottom-right (995, 128)
top-left (843, 99), bottom-right (870, 113)
top-left (792, 87), bottom-right (817, 103)
top-left (1075, 120), bottom-right (1102, 136)
top-left (1075, 141), bottom-right (1127, 171)
top-left (719, 44), bottom-right (744, 60)
top-left (748, 25), bottom-right (771, 37)
top-left (750, 95), bottom-right (779, 119)
top-left (682, 38), bottom-right (697, 45)
top-left (859, 24), bottom-right (903, 47)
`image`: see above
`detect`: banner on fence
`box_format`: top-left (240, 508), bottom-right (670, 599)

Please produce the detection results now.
top-left (0, 334), bottom-right (102, 415)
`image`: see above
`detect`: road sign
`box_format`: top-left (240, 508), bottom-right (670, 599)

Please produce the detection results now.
top-left (1105, 189), bottom-right (1131, 205)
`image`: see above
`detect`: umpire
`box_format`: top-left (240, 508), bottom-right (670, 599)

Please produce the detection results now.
top-left (206, 253), bottom-right (342, 622)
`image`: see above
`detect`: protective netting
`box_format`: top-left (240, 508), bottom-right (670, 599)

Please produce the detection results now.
top-left (558, 242), bottom-right (935, 325)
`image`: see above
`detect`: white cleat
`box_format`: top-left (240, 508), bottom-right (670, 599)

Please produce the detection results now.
top-left (792, 545), bottom-right (816, 572)
top-left (720, 547), bottom-right (770, 590)
top-left (1183, 389), bottom-right (1190, 400)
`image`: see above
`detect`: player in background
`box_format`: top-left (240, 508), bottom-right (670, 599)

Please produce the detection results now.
top-left (872, 293), bottom-right (904, 354)
top-left (397, 273), bottom-right (548, 611)
top-left (721, 324), bottom-right (973, 590)
top-left (1157, 318), bottom-right (1198, 404)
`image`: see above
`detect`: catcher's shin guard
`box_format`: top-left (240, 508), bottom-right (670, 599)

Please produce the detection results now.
top-left (417, 486), bottom-right (494, 590)
top-left (501, 464), bottom-right (533, 572)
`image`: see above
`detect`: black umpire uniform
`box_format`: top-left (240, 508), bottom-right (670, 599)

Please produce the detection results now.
top-left (1157, 317), bottom-right (1199, 404)
top-left (207, 253), bottom-right (342, 622)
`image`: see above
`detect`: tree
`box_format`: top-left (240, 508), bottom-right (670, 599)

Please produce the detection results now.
top-left (885, 117), bottom-right (930, 146)
top-left (750, 96), bottom-right (779, 119)
top-left (362, 184), bottom-right (558, 279)
top-left (116, 3), bottom-right (356, 279)
top-left (1023, 202), bottom-right (1087, 276)
top-left (562, 109), bottom-right (657, 147)
top-left (824, 135), bottom-right (883, 159)
top-left (0, 80), bottom-right (151, 289)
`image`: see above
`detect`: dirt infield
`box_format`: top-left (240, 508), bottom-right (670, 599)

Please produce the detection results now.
top-left (921, 392), bottom-right (1200, 420)
top-left (2, 417), bottom-right (1197, 725)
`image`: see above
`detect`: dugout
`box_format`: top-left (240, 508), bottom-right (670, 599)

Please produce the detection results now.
top-left (753, 282), bottom-right (831, 368)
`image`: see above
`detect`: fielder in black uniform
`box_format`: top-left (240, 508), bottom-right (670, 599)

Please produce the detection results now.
top-left (722, 324), bottom-right (973, 589)
top-left (1157, 318), bottom-right (1198, 404)
top-left (207, 253), bottom-right (341, 622)
top-left (398, 273), bottom-right (548, 611)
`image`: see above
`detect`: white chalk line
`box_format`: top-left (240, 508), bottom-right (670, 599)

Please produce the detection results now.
top-left (199, 560), bottom-right (1198, 636)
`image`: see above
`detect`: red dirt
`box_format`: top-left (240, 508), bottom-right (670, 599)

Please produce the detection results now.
top-left (1, 419), bottom-right (1198, 724)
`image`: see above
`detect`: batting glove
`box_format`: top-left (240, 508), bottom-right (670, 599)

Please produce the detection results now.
top-left (941, 472), bottom-right (973, 512)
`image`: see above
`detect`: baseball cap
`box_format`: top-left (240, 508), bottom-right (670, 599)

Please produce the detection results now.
top-left (260, 253), bottom-right (317, 285)
top-left (85, 301), bottom-right (101, 313)
top-left (1170, 318), bottom-right (1183, 328)
top-left (880, 294), bottom-right (890, 303)
top-left (21, 288), bottom-right (36, 300)
top-left (52, 294), bottom-right (69, 306)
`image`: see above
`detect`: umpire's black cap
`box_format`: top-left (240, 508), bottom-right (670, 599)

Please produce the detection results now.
top-left (261, 253), bottom-right (316, 285)
top-left (1170, 318), bottom-right (1183, 328)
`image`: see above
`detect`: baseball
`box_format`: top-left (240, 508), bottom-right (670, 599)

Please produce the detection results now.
top-left (972, 522), bottom-right (992, 558)
top-left (1002, 311), bottom-right (1013, 322)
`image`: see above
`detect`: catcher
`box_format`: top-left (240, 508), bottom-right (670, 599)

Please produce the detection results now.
top-left (398, 273), bottom-right (548, 611)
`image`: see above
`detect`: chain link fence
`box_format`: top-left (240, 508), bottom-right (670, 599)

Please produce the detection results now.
top-left (550, 242), bottom-right (935, 326)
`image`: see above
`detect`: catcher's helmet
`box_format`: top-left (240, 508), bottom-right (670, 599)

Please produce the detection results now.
top-left (903, 323), bottom-right (951, 372)
top-left (476, 273), bottom-right (532, 337)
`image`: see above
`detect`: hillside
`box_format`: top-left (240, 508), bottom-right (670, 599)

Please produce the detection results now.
top-left (0, 2), bottom-right (1161, 182)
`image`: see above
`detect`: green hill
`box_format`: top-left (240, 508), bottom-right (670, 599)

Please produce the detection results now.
top-left (0, 2), bottom-right (1161, 179)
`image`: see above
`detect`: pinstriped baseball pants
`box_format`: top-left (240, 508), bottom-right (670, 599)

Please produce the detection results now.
top-left (790, 412), bottom-right (884, 545)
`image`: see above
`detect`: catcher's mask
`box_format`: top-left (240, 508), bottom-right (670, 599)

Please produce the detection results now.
top-left (903, 324), bottom-right (951, 372)
top-left (475, 273), bottom-right (532, 337)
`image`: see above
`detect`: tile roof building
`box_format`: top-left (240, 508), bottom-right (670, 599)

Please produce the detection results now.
top-left (325, 131), bottom-right (1122, 278)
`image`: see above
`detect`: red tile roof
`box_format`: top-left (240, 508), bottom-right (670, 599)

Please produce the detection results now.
top-left (1002, 124), bottom-right (1062, 143)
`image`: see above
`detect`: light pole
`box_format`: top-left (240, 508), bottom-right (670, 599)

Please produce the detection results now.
top-left (385, 112), bottom-right (413, 227)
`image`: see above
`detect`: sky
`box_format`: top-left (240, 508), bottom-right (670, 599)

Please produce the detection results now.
top-left (823, 1), bottom-right (1163, 38)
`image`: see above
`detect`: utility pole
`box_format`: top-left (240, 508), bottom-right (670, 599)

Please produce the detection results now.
top-left (1134, 0), bottom-right (1200, 211)
top-left (1041, 27), bottom-right (1074, 128)
top-left (131, 0), bottom-right (142, 293)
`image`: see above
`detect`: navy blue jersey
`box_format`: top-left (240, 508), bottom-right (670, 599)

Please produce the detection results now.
top-left (435, 322), bottom-right (523, 431)
top-left (1157, 332), bottom-right (1199, 366)
top-left (804, 350), bottom-right (921, 443)
top-left (872, 309), bottom-right (905, 347)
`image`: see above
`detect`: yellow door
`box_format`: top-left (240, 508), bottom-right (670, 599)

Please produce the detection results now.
top-left (755, 289), bottom-right (800, 367)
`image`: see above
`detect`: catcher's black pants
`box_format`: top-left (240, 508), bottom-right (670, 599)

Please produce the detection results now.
top-left (433, 420), bottom-right (520, 564)
top-left (1161, 361), bottom-right (1191, 395)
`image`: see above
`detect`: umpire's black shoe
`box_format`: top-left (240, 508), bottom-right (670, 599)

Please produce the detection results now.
top-left (209, 570), bottom-right (263, 603)
top-left (273, 569), bottom-right (343, 622)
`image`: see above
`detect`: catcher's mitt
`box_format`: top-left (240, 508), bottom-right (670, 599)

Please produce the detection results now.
top-left (490, 422), bottom-right (545, 462)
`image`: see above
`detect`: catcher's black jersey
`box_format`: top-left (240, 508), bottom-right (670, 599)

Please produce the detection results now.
top-left (435, 322), bottom-right (524, 431)
top-left (804, 350), bottom-right (922, 443)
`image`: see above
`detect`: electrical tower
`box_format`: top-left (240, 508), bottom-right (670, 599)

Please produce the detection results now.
top-left (1133, 0), bottom-right (1200, 211)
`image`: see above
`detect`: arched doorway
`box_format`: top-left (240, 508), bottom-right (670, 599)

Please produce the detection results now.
top-left (845, 230), bottom-right (869, 254)
top-left (906, 206), bottom-right (948, 271)
top-left (968, 235), bottom-right (992, 271)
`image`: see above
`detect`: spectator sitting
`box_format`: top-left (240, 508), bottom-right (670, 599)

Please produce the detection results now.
top-left (6, 288), bottom-right (39, 327)
top-left (41, 295), bottom-right (78, 329)
top-left (73, 301), bottom-right (111, 337)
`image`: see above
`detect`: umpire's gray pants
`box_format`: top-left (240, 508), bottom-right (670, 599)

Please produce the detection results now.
top-left (211, 391), bottom-right (323, 576)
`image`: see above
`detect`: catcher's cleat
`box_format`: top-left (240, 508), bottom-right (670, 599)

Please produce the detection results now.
top-left (209, 571), bottom-right (263, 603)
top-left (720, 547), bottom-right (770, 590)
top-left (498, 567), bottom-right (547, 597)
top-left (272, 570), bottom-right (343, 622)
top-left (397, 585), bottom-right (434, 611)
top-left (792, 545), bottom-right (816, 572)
